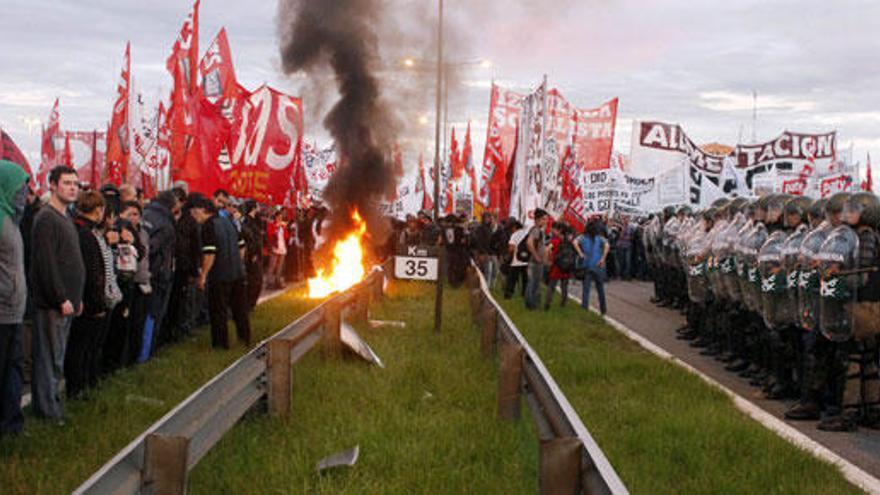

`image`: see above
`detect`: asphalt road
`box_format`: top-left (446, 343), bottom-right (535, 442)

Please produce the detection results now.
top-left (567, 278), bottom-right (880, 479)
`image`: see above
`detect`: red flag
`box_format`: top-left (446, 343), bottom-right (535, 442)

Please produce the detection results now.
top-left (572, 97), bottom-right (618, 171)
top-left (865, 153), bottom-right (873, 192)
top-left (500, 123), bottom-right (519, 218)
top-left (449, 127), bottom-right (462, 180)
top-left (462, 122), bottom-right (476, 198)
top-left (478, 84), bottom-right (523, 210)
top-left (166, 0), bottom-right (200, 95)
top-left (36, 98), bottom-right (61, 192)
top-left (418, 154), bottom-right (433, 211)
top-left (167, 0), bottom-right (201, 178)
top-left (200, 27), bottom-right (238, 101)
top-left (61, 132), bottom-right (73, 167)
top-left (388, 145), bottom-right (403, 201)
top-left (176, 94), bottom-right (232, 196)
top-left (0, 129), bottom-right (32, 177)
top-left (106, 42), bottom-right (131, 186)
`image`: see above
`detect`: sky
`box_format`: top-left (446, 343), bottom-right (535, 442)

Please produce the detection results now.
top-left (1, 0), bottom-right (878, 180)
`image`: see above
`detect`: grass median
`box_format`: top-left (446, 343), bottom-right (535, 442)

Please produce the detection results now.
top-left (495, 291), bottom-right (862, 494)
top-left (0, 288), bottom-right (315, 494)
top-left (189, 282), bottom-right (537, 494)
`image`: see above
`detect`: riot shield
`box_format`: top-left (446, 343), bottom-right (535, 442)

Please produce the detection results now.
top-left (818, 225), bottom-right (859, 342)
top-left (707, 219), bottom-right (729, 298)
top-left (780, 224), bottom-right (809, 328)
top-left (720, 214), bottom-right (748, 303)
top-left (759, 230), bottom-right (790, 329)
top-left (739, 222), bottom-right (769, 313)
top-left (798, 221), bottom-right (833, 331)
top-left (685, 223), bottom-right (712, 304)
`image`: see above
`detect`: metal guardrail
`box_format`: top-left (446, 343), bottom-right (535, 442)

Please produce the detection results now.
top-left (465, 262), bottom-right (629, 495)
top-left (74, 267), bottom-right (386, 495)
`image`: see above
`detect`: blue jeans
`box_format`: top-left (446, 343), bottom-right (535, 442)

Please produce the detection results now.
top-left (581, 267), bottom-right (607, 315)
top-left (525, 262), bottom-right (544, 310)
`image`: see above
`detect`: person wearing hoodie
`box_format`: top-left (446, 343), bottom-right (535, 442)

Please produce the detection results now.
top-left (0, 160), bottom-right (30, 435)
top-left (139, 191), bottom-right (180, 361)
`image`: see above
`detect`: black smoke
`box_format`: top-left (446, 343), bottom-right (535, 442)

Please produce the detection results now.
top-left (278, 0), bottom-right (398, 249)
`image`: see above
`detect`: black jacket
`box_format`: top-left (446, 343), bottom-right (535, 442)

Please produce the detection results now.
top-left (29, 206), bottom-right (85, 310)
top-left (174, 212), bottom-right (201, 279)
top-left (142, 201), bottom-right (176, 286)
top-left (73, 216), bottom-right (107, 317)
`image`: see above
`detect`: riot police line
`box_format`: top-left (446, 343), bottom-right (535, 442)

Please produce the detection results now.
top-left (644, 192), bottom-right (880, 432)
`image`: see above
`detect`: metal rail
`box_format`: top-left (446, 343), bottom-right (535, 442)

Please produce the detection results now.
top-left (74, 267), bottom-right (386, 495)
top-left (467, 262), bottom-right (629, 495)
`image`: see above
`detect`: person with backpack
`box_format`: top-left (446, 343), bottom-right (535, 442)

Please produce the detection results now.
top-left (575, 219), bottom-right (609, 315)
top-left (545, 222), bottom-right (575, 309)
top-left (504, 220), bottom-right (528, 299)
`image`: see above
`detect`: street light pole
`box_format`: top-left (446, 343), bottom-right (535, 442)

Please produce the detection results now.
top-left (432, 0), bottom-right (444, 333)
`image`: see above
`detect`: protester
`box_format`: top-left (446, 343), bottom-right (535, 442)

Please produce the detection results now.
top-left (545, 222), bottom-right (576, 309)
top-left (30, 166), bottom-right (85, 423)
top-left (472, 212), bottom-right (500, 289)
top-left (0, 161), bottom-right (30, 435)
top-left (575, 220), bottom-right (609, 315)
top-left (239, 200), bottom-right (264, 310)
top-left (197, 198), bottom-right (252, 349)
top-left (166, 192), bottom-right (202, 342)
top-left (65, 191), bottom-right (122, 399)
top-left (266, 210), bottom-right (288, 289)
top-left (614, 216), bottom-right (635, 281)
top-left (524, 209), bottom-right (549, 310)
top-left (139, 190), bottom-right (179, 361)
top-left (504, 220), bottom-right (528, 299)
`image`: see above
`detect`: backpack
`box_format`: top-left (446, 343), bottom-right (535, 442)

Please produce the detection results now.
top-left (554, 240), bottom-right (577, 273)
top-left (515, 233), bottom-right (531, 263)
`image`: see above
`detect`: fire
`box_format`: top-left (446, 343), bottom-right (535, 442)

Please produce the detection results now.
top-left (307, 211), bottom-right (368, 298)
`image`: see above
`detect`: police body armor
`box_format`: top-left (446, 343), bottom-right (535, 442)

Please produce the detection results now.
top-left (817, 225), bottom-right (860, 342)
top-left (798, 221), bottom-right (834, 331)
top-left (759, 229), bottom-right (790, 329)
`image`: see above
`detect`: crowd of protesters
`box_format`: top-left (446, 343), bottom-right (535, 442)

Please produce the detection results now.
top-left (387, 207), bottom-right (653, 315)
top-left (0, 163), bottom-right (328, 435)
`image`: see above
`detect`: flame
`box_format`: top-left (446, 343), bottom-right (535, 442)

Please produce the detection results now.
top-left (307, 211), bottom-right (368, 298)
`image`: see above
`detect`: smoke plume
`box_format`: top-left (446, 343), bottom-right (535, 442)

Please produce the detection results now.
top-left (278, 0), bottom-right (399, 246)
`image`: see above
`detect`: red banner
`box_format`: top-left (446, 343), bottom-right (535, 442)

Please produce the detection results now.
top-left (478, 84), bottom-right (523, 211)
top-left (573, 97), bottom-right (618, 172)
top-left (105, 42), bottom-right (131, 186)
top-left (167, 0), bottom-right (200, 178)
top-left (227, 85), bottom-right (304, 205)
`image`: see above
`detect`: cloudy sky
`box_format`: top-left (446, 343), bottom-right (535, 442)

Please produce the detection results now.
top-left (2, 0), bottom-right (878, 179)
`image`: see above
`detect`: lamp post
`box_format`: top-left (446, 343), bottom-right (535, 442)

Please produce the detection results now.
top-left (432, 0), bottom-right (444, 333)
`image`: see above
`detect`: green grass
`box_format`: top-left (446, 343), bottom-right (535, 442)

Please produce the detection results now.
top-left (495, 292), bottom-right (863, 495)
top-left (0, 288), bottom-right (316, 494)
top-left (189, 282), bottom-right (538, 494)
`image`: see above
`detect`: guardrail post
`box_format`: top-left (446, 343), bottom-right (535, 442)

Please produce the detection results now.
top-left (323, 300), bottom-right (342, 358)
top-left (480, 305), bottom-right (497, 358)
top-left (540, 437), bottom-right (583, 495)
top-left (498, 342), bottom-right (524, 420)
top-left (267, 339), bottom-right (292, 419)
top-left (142, 433), bottom-right (189, 495)
top-left (370, 271), bottom-right (384, 302)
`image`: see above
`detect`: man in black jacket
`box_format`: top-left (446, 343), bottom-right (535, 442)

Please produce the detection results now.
top-left (164, 192), bottom-right (204, 342)
top-left (239, 200), bottom-right (264, 311)
top-left (29, 166), bottom-right (84, 422)
top-left (138, 191), bottom-right (180, 362)
top-left (195, 199), bottom-right (251, 349)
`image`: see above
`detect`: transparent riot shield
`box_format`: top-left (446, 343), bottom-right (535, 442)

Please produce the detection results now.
top-left (798, 221), bottom-right (833, 331)
top-left (780, 224), bottom-right (809, 328)
top-left (740, 222), bottom-right (769, 313)
top-left (818, 225), bottom-right (859, 342)
top-left (759, 230), bottom-right (790, 329)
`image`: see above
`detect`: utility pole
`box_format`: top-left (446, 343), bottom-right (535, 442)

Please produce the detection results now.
top-left (432, 0), bottom-right (444, 333)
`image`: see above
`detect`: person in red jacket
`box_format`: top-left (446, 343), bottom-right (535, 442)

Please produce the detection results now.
top-left (545, 222), bottom-right (576, 310)
top-left (266, 210), bottom-right (289, 289)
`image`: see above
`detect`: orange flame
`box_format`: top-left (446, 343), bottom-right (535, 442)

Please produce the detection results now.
top-left (307, 211), bottom-right (368, 298)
